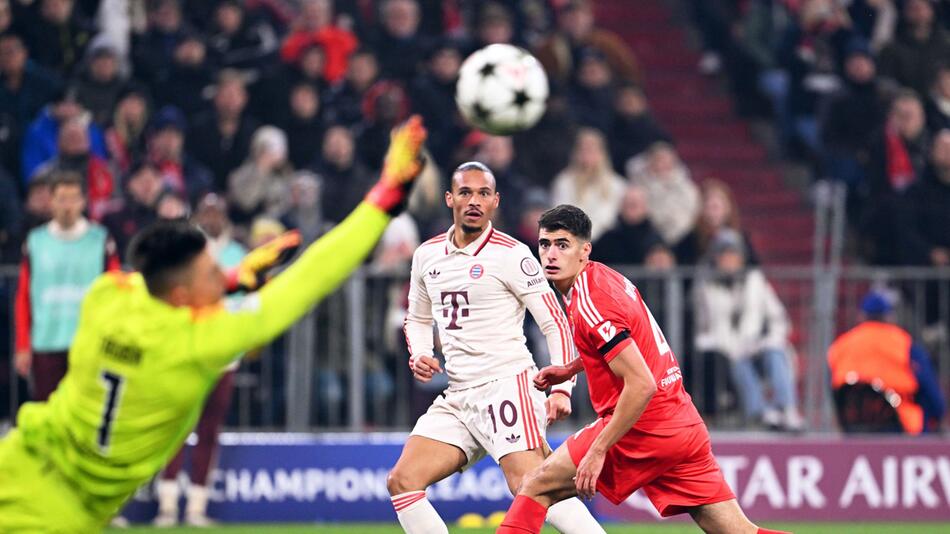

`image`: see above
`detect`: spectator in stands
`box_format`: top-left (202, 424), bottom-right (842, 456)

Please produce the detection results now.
top-left (155, 189), bottom-right (189, 219)
top-left (73, 37), bottom-right (125, 128)
top-left (475, 2), bottom-right (517, 47)
top-left (255, 41), bottom-right (326, 124)
top-left (372, 0), bottom-right (425, 82)
top-left (281, 171), bottom-right (323, 244)
top-left (627, 141), bottom-right (700, 249)
top-left (513, 187), bottom-right (551, 253)
top-left (14, 171), bottom-right (118, 401)
top-left (568, 47), bottom-right (615, 132)
top-left (105, 84), bottom-right (150, 175)
top-left (901, 129), bottom-right (950, 267)
top-left (19, 0), bottom-right (95, 76)
top-left (828, 291), bottom-right (946, 434)
top-left (207, 0), bottom-right (279, 73)
top-left (314, 124), bottom-right (373, 224)
top-left (0, 0), bottom-right (10, 33)
top-left (820, 39), bottom-right (891, 200)
top-left (777, 0), bottom-right (854, 157)
top-left (155, 193), bottom-right (244, 528)
top-left (101, 160), bottom-right (162, 259)
top-left (356, 81), bottom-right (410, 170)
top-left (878, 0), bottom-right (950, 98)
top-left (0, 32), bottom-right (62, 136)
top-left (0, 166), bottom-right (21, 262)
top-left (280, 0), bottom-right (357, 84)
top-left (694, 229), bottom-right (802, 431)
top-left (20, 177), bottom-right (52, 234)
top-left (281, 82), bottom-right (325, 169)
top-left (535, 0), bottom-right (641, 89)
top-left (145, 105), bottom-right (212, 203)
top-left (474, 135), bottom-right (529, 232)
top-left (925, 63), bottom-right (950, 132)
top-left (324, 47), bottom-right (378, 126)
top-left (608, 84), bottom-right (671, 174)
top-left (155, 32), bottom-right (214, 117)
top-left (551, 127), bottom-right (625, 240)
top-left (410, 39), bottom-right (465, 170)
top-left (227, 125), bottom-right (293, 230)
top-left (845, 0), bottom-right (898, 52)
top-left (132, 0), bottom-right (187, 87)
top-left (676, 179), bottom-right (759, 266)
top-left (861, 90), bottom-right (929, 264)
top-left (188, 69), bottom-right (259, 190)
top-left (31, 117), bottom-right (114, 219)
top-left (21, 88), bottom-right (107, 181)
top-left (591, 183), bottom-right (664, 266)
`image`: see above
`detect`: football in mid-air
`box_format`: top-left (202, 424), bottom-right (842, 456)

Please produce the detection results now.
top-left (456, 44), bottom-right (549, 135)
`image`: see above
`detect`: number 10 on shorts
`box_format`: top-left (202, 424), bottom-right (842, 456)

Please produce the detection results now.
top-left (487, 400), bottom-right (519, 434)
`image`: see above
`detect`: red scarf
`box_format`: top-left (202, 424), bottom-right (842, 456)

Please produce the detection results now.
top-left (885, 126), bottom-right (916, 191)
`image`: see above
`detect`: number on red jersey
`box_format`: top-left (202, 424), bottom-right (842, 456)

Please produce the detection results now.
top-left (623, 279), bottom-right (673, 360)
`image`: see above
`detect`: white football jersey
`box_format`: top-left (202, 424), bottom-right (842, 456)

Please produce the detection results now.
top-left (404, 223), bottom-right (575, 392)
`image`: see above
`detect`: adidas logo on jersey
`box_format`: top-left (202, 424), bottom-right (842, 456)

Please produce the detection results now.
top-left (429, 268), bottom-right (440, 279)
top-left (505, 433), bottom-right (521, 444)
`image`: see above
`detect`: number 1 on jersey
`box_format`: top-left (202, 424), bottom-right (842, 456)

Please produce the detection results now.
top-left (98, 371), bottom-right (124, 452)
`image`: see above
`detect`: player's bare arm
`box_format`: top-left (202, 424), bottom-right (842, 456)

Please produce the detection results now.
top-left (575, 341), bottom-right (656, 499)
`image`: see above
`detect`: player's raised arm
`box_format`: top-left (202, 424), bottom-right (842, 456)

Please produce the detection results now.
top-left (189, 116), bottom-right (427, 366)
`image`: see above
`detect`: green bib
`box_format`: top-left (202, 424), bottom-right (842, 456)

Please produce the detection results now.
top-left (27, 224), bottom-right (108, 351)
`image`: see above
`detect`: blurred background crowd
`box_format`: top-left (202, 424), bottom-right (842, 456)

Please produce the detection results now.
top-left (0, 0), bottom-right (947, 435)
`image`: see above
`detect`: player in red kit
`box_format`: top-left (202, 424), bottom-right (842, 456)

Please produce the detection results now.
top-left (496, 205), bottom-right (789, 534)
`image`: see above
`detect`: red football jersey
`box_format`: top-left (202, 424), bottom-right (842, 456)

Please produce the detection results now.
top-left (565, 262), bottom-right (703, 431)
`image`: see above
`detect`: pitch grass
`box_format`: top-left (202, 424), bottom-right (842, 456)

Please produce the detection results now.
top-left (105, 523), bottom-right (950, 533)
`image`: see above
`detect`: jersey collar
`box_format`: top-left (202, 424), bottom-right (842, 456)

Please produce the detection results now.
top-left (48, 217), bottom-right (89, 240)
top-left (445, 222), bottom-right (494, 256)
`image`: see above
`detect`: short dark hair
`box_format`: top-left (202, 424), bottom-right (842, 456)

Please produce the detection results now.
top-left (451, 161), bottom-right (496, 191)
top-left (128, 220), bottom-right (207, 297)
top-left (49, 170), bottom-right (85, 194)
top-left (538, 204), bottom-right (592, 241)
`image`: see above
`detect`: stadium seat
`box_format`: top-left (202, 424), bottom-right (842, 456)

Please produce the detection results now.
top-left (833, 383), bottom-right (904, 434)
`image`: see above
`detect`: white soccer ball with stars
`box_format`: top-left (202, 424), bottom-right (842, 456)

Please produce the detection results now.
top-left (455, 44), bottom-right (549, 136)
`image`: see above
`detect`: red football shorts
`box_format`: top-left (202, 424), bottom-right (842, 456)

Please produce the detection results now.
top-left (566, 418), bottom-right (735, 516)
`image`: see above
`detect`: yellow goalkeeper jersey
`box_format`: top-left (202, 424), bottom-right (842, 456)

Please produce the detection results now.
top-left (14, 202), bottom-right (389, 521)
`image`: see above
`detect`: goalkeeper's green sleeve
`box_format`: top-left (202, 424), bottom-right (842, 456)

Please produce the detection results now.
top-left (189, 202), bottom-right (389, 368)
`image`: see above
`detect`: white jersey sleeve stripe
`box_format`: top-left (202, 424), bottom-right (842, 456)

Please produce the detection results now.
top-left (575, 274), bottom-right (601, 328)
top-left (580, 273), bottom-right (605, 323)
top-left (542, 292), bottom-right (571, 365)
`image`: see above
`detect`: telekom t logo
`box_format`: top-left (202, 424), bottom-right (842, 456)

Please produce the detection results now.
top-left (441, 291), bottom-right (470, 330)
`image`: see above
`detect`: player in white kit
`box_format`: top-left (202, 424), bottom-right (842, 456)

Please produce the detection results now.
top-left (388, 162), bottom-right (604, 534)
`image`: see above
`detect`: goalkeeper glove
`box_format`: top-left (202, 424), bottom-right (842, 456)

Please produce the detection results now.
top-left (226, 230), bottom-right (302, 293)
top-left (365, 115), bottom-right (428, 216)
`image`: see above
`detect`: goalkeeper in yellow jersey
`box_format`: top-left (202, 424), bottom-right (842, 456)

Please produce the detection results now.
top-left (0, 117), bottom-right (428, 533)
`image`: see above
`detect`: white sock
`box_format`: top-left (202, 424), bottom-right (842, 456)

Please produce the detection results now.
top-left (156, 479), bottom-right (180, 516)
top-left (186, 484), bottom-right (209, 518)
top-left (391, 491), bottom-right (448, 534)
top-left (546, 497), bottom-right (606, 533)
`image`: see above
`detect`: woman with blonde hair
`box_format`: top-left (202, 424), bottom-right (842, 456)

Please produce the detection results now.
top-left (626, 141), bottom-right (700, 248)
top-left (677, 178), bottom-right (759, 265)
top-left (550, 127), bottom-right (626, 240)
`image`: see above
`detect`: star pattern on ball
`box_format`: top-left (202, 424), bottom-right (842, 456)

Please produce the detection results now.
top-left (472, 102), bottom-right (492, 122)
top-left (478, 62), bottom-right (496, 78)
top-left (512, 90), bottom-right (531, 108)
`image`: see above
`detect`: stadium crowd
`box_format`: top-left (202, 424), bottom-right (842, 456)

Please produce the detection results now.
top-left (0, 0), bottom-right (945, 434)
top-left (691, 0), bottom-right (950, 268)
